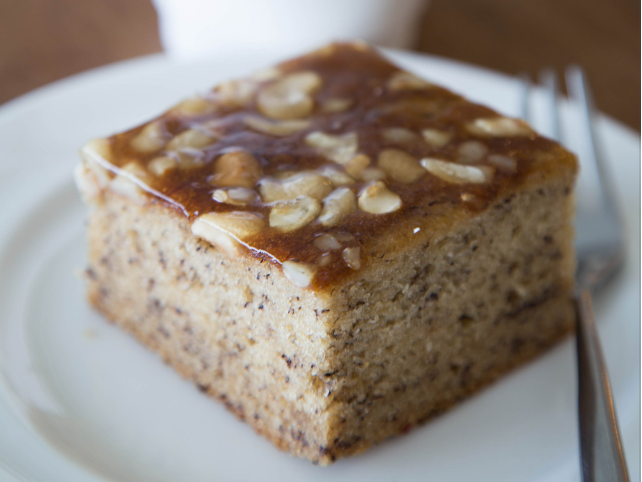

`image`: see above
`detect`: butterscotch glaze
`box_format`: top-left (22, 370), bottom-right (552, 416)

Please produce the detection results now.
top-left (78, 42), bottom-right (576, 289)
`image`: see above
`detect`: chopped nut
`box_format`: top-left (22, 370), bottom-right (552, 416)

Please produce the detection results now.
top-left (281, 71), bottom-right (323, 93)
top-left (167, 128), bottom-right (217, 151)
top-left (377, 149), bottom-right (425, 183)
top-left (317, 165), bottom-right (355, 186)
top-left (421, 129), bottom-right (453, 148)
top-left (218, 78), bottom-right (258, 107)
top-left (257, 179), bottom-right (285, 202)
top-left (259, 91), bottom-right (313, 120)
top-left (487, 154), bottom-right (517, 173)
top-left (226, 187), bottom-right (258, 205)
top-left (244, 115), bottom-right (310, 136)
top-left (191, 211), bottom-right (265, 256)
top-left (421, 158), bottom-right (494, 184)
top-left (212, 187), bottom-right (257, 205)
top-left (321, 98), bottom-right (353, 113)
top-left (359, 167), bottom-right (387, 182)
top-left (109, 177), bottom-right (147, 204)
top-left (358, 181), bottom-right (402, 214)
top-left (345, 154), bottom-right (370, 178)
top-left (211, 189), bottom-right (229, 204)
top-left (257, 71), bottom-right (322, 120)
top-left (130, 121), bottom-right (167, 153)
top-left (342, 247), bottom-right (361, 270)
top-left (269, 196), bottom-right (321, 231)
top-left (282, 260), bottom-right (317, 288)
top-left (173, 97), bottom-right (216, 116)
top-left (457, 141), bottom-right (488, 164)
top-left (305, 131), bottom-right (358, 165)
top-left (148, 156), bottom-right (178, 176)
top-left (168, 149), bottom-right (195, 171)
top-left (195, 211), bottom-right (263, 238)
top-left (388, 71), bottom-right (433, 91)
top-left (466, 117), bottom-right (532, 137)
top-left (109, 162), bottom-right (150, 204)
top-left (212, 150), bottom-right (261, 188)
top-left (172, 148), bottom-right (206, 170)
top-left (318, 188), bottom-right (357, 226)
top-left (259, 171), bottom-right (333, 203)
top-left (381, 127), bottom-right (419, 145)
top-left (314, 233), bottom-right (342, 251)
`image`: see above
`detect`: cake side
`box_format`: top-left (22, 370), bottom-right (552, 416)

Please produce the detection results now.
top-left (79, 159), bottom-right (575, 464)
top-left (319, 173), bottom-right (575, 460)
top-left (83, 187), bottom-right (341, 462)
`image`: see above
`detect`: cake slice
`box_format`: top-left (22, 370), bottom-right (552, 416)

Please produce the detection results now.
top-left (74, 42), bottom-right (577, 465)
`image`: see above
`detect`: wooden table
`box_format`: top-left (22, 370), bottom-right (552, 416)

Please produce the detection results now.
top-left (0, 0), bottom-right (639, 129)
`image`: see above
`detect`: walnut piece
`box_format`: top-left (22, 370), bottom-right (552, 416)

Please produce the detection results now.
top-left (257, 71), bottom-right (322, 120)
top-left (211, 150), bottom-right (261, 188)
top-left (191, 211), bottom-right (265, 256)
top-left (377, 149), bottom-right (425, 183)
top-left (421, 158), bottom-right (494, 184)
top-left (318, 188), bottom-right (357, 227)
top-left (269, 196), bottom-right (321, 231)
top-left (358, 181), bottom-right (402, 214)
top-left (305, 131), bottom-right (358, 165)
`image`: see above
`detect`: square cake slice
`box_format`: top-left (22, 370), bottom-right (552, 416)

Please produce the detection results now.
top-left (75, 42), bottom-right (577, 465)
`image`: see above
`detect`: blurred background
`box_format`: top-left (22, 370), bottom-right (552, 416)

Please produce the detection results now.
top-left (0, 0), bottom-right (639, 129)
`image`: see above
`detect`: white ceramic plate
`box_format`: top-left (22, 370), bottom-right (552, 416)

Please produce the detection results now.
top-left (0, 49), bottom-right (638, 482)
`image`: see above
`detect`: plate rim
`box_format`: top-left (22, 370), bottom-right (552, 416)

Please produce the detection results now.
top-left (0, 47), bottom-right (638, 482)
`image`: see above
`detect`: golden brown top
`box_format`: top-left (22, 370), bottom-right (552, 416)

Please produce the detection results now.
top-left (76, 42), bottom-right (576, 290)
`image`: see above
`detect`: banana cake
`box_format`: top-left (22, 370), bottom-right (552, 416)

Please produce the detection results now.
top-left (74, 42), bottom-right (577, 465)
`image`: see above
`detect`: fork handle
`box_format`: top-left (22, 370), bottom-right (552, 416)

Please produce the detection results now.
top-left (575, 288), bottom-right (629, 482)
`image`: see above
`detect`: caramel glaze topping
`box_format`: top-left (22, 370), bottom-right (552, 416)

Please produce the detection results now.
top-left (82, 42), bottom-right (574, 290)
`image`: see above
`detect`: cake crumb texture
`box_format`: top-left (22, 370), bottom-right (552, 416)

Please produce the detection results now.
top-left (84, 175), bottom-right (574, 464)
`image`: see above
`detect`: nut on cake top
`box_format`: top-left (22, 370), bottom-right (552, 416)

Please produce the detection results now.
top-left (76, 42), bottom-right (577, 289)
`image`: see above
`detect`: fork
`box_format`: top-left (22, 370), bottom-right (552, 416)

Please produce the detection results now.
top-left (520, 68), bottom-right (629, 482)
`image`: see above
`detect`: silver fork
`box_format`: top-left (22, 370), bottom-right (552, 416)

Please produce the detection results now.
top-left (520, 68), bottom-right (629, 482)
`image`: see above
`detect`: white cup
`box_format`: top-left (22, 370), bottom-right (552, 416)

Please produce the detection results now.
top-left (152, 0), bottom-right (429, 60)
